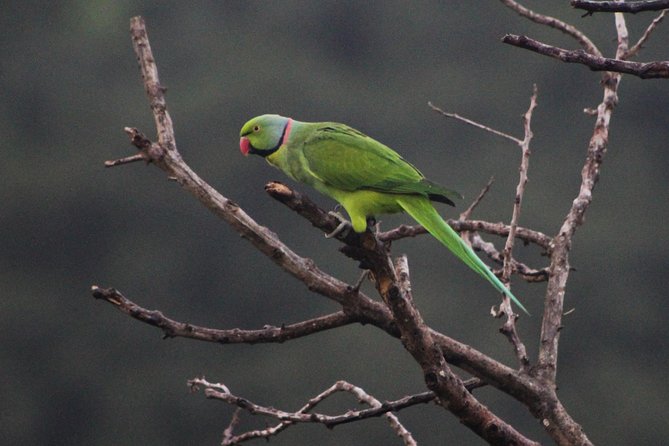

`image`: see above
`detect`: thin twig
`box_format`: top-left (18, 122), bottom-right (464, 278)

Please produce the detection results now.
top-left (625, 10), bottom-right (668, 58)
top-left (221, 408), bottom-right (242, 445)
top-left (457, 178), bottom-right (495, 256)
top-left (501, 85), bottom-right (537, 286)
top-left (428, 102), bottom-right (521, 144)
top-left (104, 153), bottom-right (147, 167)
top-left (497, 86), bottom-right (537, 370)
top-left (460, 177), bottom-right (495, 221)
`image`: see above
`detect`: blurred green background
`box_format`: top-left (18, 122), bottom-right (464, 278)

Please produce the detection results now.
top-left (2, 1), bottom-right (668, 445)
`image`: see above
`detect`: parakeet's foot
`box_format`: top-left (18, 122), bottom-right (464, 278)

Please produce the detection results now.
top-left (350, 270), bottom-right (370, 293)
top-left (325, 211), bottom-right (352, 238)
top-left (366, 217), bottom-right (380, 234)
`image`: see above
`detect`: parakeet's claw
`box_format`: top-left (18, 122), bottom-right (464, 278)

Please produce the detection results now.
top-left (350, 270), bottom-right (370, 293)
top-left (325, 211), bottom-right (352, 238)
top-left (366, 216), bottom-right (381, 234)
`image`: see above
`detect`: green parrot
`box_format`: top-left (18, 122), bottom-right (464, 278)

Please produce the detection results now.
top-left (239, 114), bottom-right (528, 315)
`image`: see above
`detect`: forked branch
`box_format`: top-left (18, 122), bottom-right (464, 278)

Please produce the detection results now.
top-left (190, 378), bottom-right (431, 445)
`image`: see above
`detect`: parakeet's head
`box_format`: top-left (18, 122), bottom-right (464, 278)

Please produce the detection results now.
top-left (239, 114), bottom-right (291, 157)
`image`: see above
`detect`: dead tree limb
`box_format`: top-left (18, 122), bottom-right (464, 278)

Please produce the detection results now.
top-left (189, 378), bottom-right (428, 445)
top-left (502, 34), bottom-right (669, 78)
top-left (572, 0), bottom-right (669, 13)
top-left (91, 286), bottom-right (357, 343)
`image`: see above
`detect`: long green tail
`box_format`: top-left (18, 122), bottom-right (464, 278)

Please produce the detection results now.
top-left (397, 196), bottom-right (529, 315)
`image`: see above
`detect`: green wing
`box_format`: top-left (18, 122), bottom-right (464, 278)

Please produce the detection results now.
top-left (301, 124), bottom-right (462, 204)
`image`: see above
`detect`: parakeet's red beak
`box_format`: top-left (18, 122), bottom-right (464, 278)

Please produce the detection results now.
top-left (239, 137), bottom-right (251, 156)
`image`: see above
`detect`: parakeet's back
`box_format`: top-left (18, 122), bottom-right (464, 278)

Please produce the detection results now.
top-left (270, 120), bottom-right (462, 207)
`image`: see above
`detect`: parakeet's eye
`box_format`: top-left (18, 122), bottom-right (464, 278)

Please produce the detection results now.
top-left (253, 125), bottom-right (260, 132)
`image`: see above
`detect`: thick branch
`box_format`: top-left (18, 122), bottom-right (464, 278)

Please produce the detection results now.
top-left (502, 34), bottom-right (669, 78)
top-left (572, 0), bottom-right (669, 13)
top-left (387, 256), bottom-right (537, 446)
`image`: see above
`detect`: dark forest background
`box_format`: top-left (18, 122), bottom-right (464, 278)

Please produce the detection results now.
top-left (2, 1), bottom-right (668, 445)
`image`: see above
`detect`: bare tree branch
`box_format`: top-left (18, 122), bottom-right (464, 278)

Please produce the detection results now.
top-left (501, 84), bottom-right (537, 287)
top-left (500, 0), bottom-right (602, 56)
top-left (378, 219), bottom-right (552, 250)
top-left (428, 102), bottom-right (521, 144)
top-left (104, 22), bottom-right (406, 340)
top-left (429, 88), bottom-right (539, 367)
top-left (469, 233), bottom-right (550, 282)
top-left (502, 34), bottom-right (669, 78)
top-left (104, 152), bottom-right (147, 167)
top-left (572, 0), bottom-right (669, 13)
top-left (537, 14), bottom-right (627, 386)
top-left (495, 85), bottom-right (538, 371)
top-left (190, 378), bottom-right (425, 445)
top-left (625, 9), bottom-right (668, 58)
top-left (91, 286), bottom-right (357, 343)
top-left (460, 177), bottom-right (495, 221)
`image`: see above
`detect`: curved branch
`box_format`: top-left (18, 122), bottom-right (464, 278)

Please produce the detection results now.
top-left (91, 286), bottom-right (357, 343)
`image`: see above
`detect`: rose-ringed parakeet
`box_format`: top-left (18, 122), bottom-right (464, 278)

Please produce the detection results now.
top-left (239, 114), bottom-right (528, 315)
